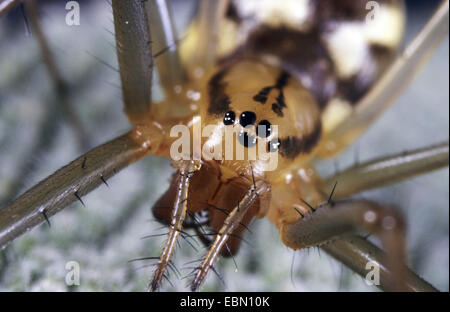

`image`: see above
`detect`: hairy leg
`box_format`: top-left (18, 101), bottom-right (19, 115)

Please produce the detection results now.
top-left (147, 0), bottom-right (186, 94)
top-left (112, 0), bottom-right (154, 124)
top-left (320, 142), bottom-right (449, 199)
top-left (0, 120), bottom-right (182, 249)
top-left (322, 236), bottom-right (437, 292)
top-left (271, 141), bottom-right (448, 291)
top-left (281, 199), bottom-right (409, 291)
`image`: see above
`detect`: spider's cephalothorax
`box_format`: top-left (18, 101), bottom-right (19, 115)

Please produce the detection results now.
top-left (150, 0), bottom-right (407, 290)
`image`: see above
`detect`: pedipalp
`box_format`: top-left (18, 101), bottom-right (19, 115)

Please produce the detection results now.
top-left (150, 160), bottom-right (201, 291)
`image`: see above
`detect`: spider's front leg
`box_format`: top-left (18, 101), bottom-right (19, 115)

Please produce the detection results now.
top-left (0, 119), bottom-right (180, 249)
top-left (0, 0), bottom-right (195, 253)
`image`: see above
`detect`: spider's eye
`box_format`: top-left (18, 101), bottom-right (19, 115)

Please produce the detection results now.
top-left (238, 131), bottom-right (257, 148)
top-left (268, 138), bottom-right (281, 152)
top-left (223, 111), bottom-right (235, 125)
top-left (257, 120), bottom-right (272, 138)
top-left (239, 111), bottom-right (256, 127)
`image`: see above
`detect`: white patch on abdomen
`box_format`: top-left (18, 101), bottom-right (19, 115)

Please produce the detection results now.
top-left (322, 3), bottom-right (404, 80)
top-left (323, 22), bottom-right (369, 79)
top-left (235, 0), bottom-right (314, 30)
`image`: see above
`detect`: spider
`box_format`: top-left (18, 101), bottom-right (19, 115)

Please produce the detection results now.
top-left (0, 0), bottom-right (448, 291)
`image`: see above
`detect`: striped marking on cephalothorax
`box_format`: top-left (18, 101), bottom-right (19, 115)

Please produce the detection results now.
top-left (208, 67), bottom-right (232, 115)
top-left (252, 71), bottom-right (290, 117)
top-left (278, 122), bottom-right (322, 159)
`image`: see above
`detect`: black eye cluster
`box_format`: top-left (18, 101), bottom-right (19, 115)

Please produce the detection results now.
top-left (223, 110), bottom-right (280, 152)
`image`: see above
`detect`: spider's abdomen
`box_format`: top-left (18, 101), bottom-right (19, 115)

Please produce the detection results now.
top-left (214, 0), bottom-right (406, 133)
top-left (219, 0), bottom-right (405, 107)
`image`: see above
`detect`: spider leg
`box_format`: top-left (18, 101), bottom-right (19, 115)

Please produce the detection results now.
top-left (190, 180), bottom-right (269, 291)
top-left (317, 0), bottom-right (449, 157)
top-left (320, 142), bottom-right (449, 199)
top-left (147, 0), bottom-right (186, 93)
top-left (322, 236), bottom-right (437, 292)
top-left (0, 123), bottom-right (175, 249)
top-left (112, 0), bottom-right (153, 124)
top-left (113, 0), bottom-right (197, 119)
top-left (281, 199), bottom-right (412, 291)
top-left (150, 160), bottom-right (201, 291)
top-left (181, 0), bottom-right (229, 71)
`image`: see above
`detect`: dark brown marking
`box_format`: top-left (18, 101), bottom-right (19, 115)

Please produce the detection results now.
top-left (271, 103), bottom-right (283, 117)
top-left (272, 72), bottom-right (289, 116)
top-left (244, 26), bottom-right (336, 109)
top-left (253, 86), bottom-right (273, 103)
top-left (338, 43), bottom-right (395, 105)
top-left (279, 123), bottom-right (322, 159)
top-left (252, 71), bottom-right (290, 116)
top-left (315, 0), bottom-right (374, 22)
top-left (276, 91), bottom-right (286, 108)
top-left (208, 68), bottom-right (231, 115)
top-left (275, 71), bottom-right (290, 89)
top-left (253, 71), bottom-right (289, 106)
top-left (271, 89), bottom-right (286, 117)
